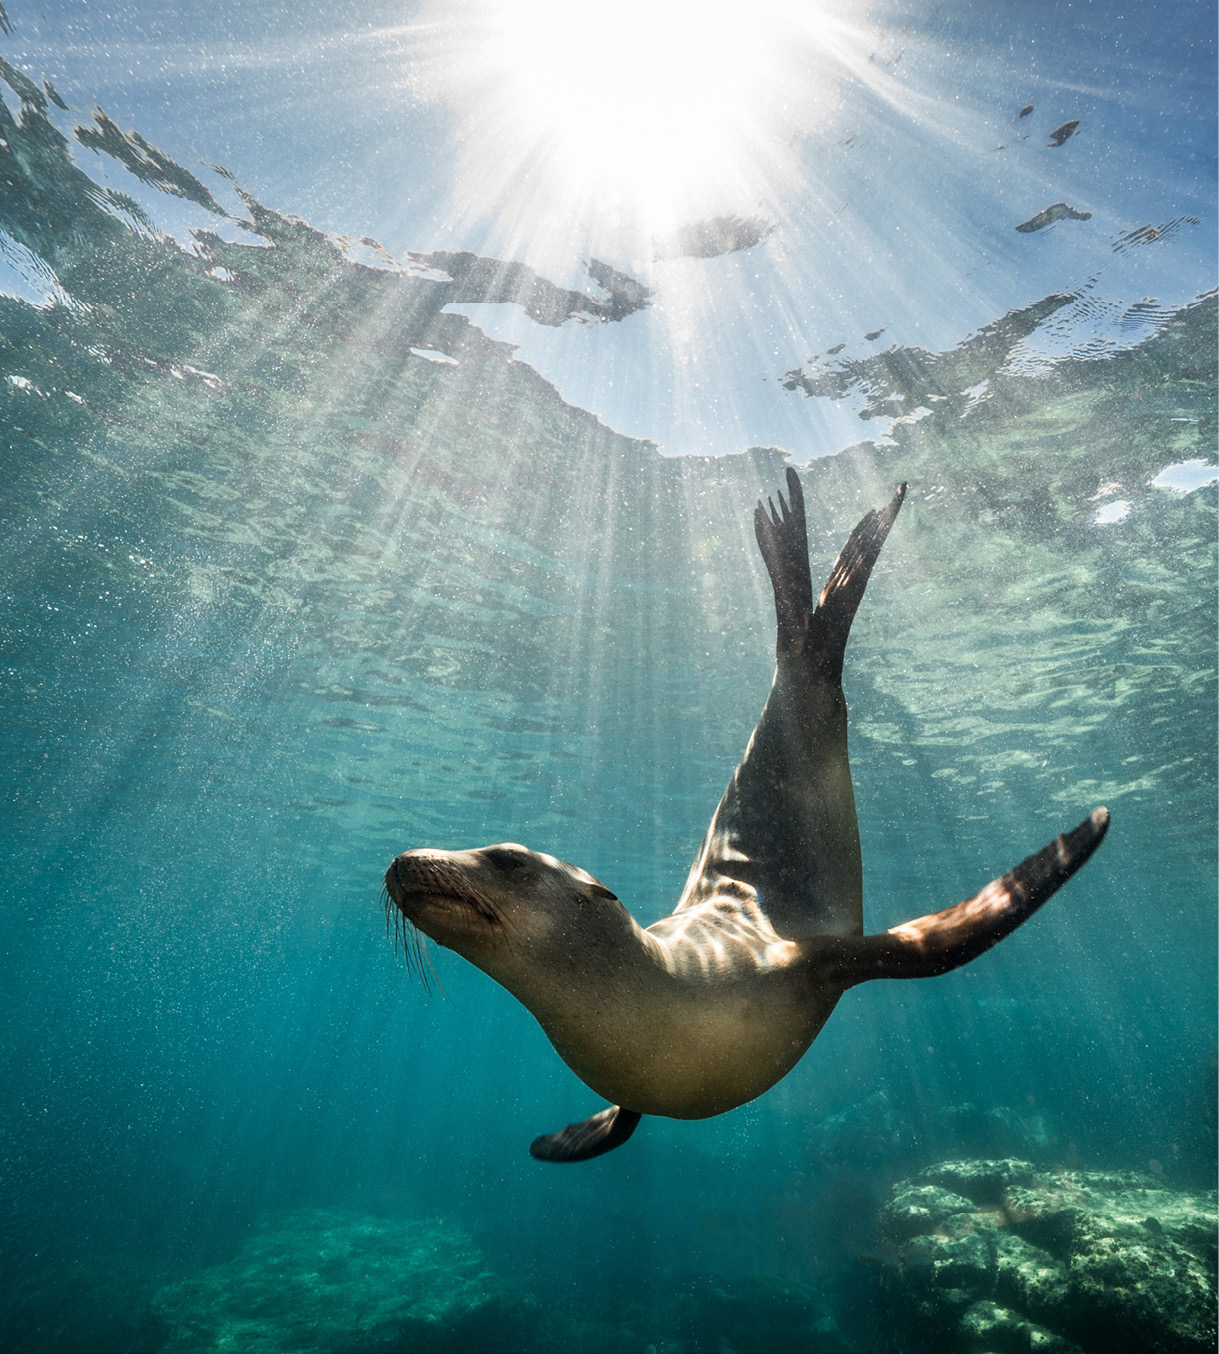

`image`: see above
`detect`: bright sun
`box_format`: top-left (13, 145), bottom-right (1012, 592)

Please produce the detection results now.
top-left (408, 0), bottom-right (853, 255)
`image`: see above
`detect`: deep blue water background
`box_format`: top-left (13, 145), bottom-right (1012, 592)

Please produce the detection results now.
top-left (0, 2), bottom-right (1215, 1350)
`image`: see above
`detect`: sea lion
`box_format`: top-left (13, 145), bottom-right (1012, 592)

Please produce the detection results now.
top-left (385, 471), bottom-right (1109, 1162)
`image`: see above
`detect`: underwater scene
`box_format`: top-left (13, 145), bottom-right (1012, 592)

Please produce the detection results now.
top-left (0, 1), bottom-right (1215, 1351)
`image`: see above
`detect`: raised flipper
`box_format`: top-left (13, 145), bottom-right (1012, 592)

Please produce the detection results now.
top-left (754, 466), bottom-right (814, 656)
top-left (754, 468), bottom-right (906, 673)
top-left (529, 1105), bottom-right (642, 1163)
top-left (821, 807), bottom-right (1109, 986)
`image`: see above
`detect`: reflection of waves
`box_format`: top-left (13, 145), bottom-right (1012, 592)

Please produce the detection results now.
top-left (781, 287), bottom-right (1213, 410)
top-left (1006, 284), bottom-right (1184, 371)
top-left (1113, 216), bottom-right (1202, 254)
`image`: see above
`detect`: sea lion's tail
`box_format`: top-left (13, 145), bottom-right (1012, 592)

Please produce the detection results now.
top-left (819, 807), bottom-right (1110, 986)
top-left (755, 469), bottom-right (906, 674)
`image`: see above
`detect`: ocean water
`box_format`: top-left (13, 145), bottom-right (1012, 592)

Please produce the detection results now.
top-left (0, 3), bottom-right (1215, 1352)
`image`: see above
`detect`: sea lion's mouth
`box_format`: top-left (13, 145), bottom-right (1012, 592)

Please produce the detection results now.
top-left (383, 852), bottom-right (509, 981)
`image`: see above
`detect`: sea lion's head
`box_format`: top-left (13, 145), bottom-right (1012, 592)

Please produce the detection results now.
top-left (384, 842), bottom-right (629, 992)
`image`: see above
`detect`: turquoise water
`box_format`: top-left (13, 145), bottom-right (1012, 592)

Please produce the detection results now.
top-left (0, 3), bottom-right (1215, 1351)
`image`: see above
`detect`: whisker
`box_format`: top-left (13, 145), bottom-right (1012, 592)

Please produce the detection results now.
top-left (416, 928), bottom-right (447, 998)
top-left (382, 856), bottom-right (510, 1001)
top-left (383, 881), bottom-right (448, 996)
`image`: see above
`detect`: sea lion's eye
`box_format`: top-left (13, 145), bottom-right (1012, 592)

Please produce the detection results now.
top-left (483, 847), bottom-right (526, 872)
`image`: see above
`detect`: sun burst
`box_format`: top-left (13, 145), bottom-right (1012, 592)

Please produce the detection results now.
top-left (408, 0), bottom-right (857, 259)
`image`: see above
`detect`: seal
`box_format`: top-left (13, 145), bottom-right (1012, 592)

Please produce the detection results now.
top-left (385, 471), bottom-right (1109, 1162)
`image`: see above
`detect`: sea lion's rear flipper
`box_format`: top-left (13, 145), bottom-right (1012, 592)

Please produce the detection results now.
top-left (755, 469), bottom-right (906, 672)
top-left (754, 466), bottom-right (814, 657)
top-left (529, 1105), bottom-right (642, 1163)
top-left (824, 808), bottom-right (1109, 985)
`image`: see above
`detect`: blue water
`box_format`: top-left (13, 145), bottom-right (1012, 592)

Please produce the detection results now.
top-left (0, 2), bottom-right (1215, 1351)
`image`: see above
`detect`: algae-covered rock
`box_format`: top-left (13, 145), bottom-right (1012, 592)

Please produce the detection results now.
top-left (150, 1209), bottom-right (538, 1354)
top-left (877, 1159), bottom-right (1217, 1354)
top-left (957, 1298), bottom-right (1082, 1354)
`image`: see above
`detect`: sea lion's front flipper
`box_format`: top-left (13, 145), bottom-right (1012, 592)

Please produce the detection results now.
top-left (824, 808), bottom-right (1109, 985)
top-left (529, 1105), bottom-right (642, 1163)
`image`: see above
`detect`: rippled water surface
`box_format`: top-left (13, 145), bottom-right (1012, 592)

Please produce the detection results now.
top-left (0, 2), bottom-right (1215, 1351)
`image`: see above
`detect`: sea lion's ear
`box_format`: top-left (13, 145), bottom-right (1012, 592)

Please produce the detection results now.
top-left (569, 863), bottom-right (618, 901)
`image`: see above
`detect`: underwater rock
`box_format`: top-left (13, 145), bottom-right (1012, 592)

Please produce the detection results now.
top-left (876, 1158), bottom-right (1218, 1354)
top-left (0, 54), bottom-right (45, 109)
top-left (43, 77), bottom-right (68, 111)
top-left (938, 1103), bottom-right (1063, 1162)
top-left (75, 110), bottom-right (229, 216)
top-left (586, 256), bottom-right (655, 320)
top-left (149, 1209), bottom-right (540, 1354)
top-left (807, 1089), bottom-right (918, 1175)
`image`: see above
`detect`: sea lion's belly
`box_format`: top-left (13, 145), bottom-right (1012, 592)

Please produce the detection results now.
top-left (537, 976), bottom-right (842, 1119)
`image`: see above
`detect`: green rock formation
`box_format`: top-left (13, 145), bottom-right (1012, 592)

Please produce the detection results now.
top-left (877, 1158), bottom-right (1217, 1354)
top-left (150, 1210), bottom-right (539, 1354)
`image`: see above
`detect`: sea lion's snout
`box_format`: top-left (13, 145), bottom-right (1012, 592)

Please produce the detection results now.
top-left (384, 851), bottom-right (417, 908)
top-left (383, 847), bottom-right (514, 949)
top-left (384, 849), bottom-right (451, 913)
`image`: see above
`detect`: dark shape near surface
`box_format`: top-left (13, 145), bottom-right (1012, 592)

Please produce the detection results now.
top-left (74, 109), bottom-right (229, 215)
top-left (1018, 103), bottom-right (1035, 118)
top-left (585, 258), bottom-right (654, 321)
top-left (654, 214), bottom-right (777, 261)
top-left (410, 250), bottom-right (652, 326)
top-left (1016, 202), bottom-right (1092, 233)
top-left (0, 54), bottom-right (45, 109)
top-left (385, 472), bottom-right (1109, 1161)
top-left (781, 292), bottom-right (1075, 417)
top-left (1048, 118), bottom-right (1080, 146)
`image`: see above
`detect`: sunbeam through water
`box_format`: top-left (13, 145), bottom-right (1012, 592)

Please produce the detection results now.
top-left (0, 0), bottom-right (1215, 1351)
